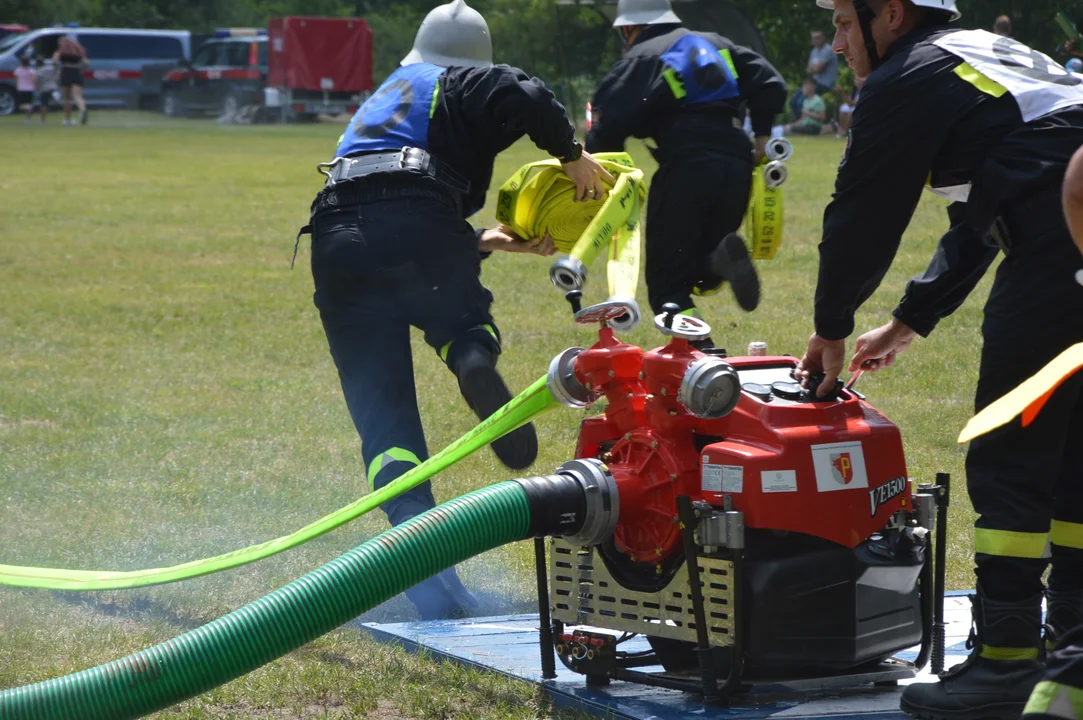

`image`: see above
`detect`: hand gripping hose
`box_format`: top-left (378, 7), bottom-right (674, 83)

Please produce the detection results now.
top-left (495, 153), bottom-right (647, 305)
top-left (0, 375), bottom-right (559, 591)
top-left (0, 461), bottom-right (619, 720)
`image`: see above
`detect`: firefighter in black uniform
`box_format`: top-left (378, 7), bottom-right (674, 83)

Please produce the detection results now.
top-left (794, 1), bottom-right (1083, 718)
top-left (304, 0), bottom-right (612, 620)
top-left (585, 0), bottom-right (787, 343)
top-left (1020, 146), bottom-right (1083, 720)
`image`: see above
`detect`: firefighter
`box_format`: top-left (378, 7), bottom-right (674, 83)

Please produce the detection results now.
top-left (794, 1), bottom-right (1083, 718)
top-left (1066, 145), bottom-right (1083, 259)
top-left (584, 0), bottom-right (787, 345)
top-left (304, 0), bottom-right (612, 620)
top-left (1019, 145), bottom-right (1083, 720)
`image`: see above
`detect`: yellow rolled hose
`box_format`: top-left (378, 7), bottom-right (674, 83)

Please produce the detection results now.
top-left (495, 153), bottom-right (647, 302)
top-left (745, 160), bottom-right (785, 261)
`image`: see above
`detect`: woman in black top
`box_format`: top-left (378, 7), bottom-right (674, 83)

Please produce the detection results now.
top-left (52, 35), bottom-right (88, 125)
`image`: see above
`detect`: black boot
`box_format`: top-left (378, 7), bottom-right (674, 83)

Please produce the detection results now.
top-left (1045, 589), bottom-right (1083, 650)
top-left (450, 345), bottom-right (538, 470)
top-left (900, 588), bottom-right (1045, 720)
top-left (704, 232), bottom-right (760, 312)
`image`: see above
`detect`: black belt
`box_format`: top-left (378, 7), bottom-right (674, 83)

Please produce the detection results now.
top-left (292, 149), bottom-right (469, 269)
top-left (317, 147), bottom-right (470, 195)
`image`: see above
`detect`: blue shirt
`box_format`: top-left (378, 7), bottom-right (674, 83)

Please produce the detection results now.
top-left (809, 44), bottom-right (838, 89)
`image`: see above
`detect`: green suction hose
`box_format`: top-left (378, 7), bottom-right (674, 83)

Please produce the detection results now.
top-left (0, 461), bottom-right (618, 720)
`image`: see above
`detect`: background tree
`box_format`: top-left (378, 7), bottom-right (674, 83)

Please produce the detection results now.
top-left (2, 0), bottom-right (1082, 103)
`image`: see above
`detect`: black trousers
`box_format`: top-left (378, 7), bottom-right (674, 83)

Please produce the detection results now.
top-left (1023, 624), bottom-right (1083, 719)
top-left (309, 178), bottom-right (499, 617)
top-left (966, 190), bottom-right (1083, 602)
top-left (645, 151), bottom-right (753, 317)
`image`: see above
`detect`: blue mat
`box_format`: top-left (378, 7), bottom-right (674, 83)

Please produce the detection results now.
top-left (359, 594), bottom-right (983, 720)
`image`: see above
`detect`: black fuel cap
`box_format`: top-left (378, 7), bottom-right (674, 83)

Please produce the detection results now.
top-left (771, 381), bottom-right (805, 401)
top-left (742, 382), bottom-right (772, 402)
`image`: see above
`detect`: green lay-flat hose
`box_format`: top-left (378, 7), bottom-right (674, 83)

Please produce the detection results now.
top-left (0, 482), bottom-right (535, 720)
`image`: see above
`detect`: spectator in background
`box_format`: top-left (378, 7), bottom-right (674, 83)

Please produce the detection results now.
top-left (30, 57), bottom-right (55, 125)
top-left (1069, 58), bottom-right (1083, 75)
top-left (993, 15), bottom-right (1012, 38)
top-left (14, 54), bottom-right (35, 124)
top-left (790, 30), bottom-right (838, 120)
top-left (837, 74), bottom-right (865, 139)
top-left (785, 79), bottom-right (826, 136)
top-left (53, 35), bottom-right (88, 126)
top-left (1063, 18), bottom-right (1083, 59)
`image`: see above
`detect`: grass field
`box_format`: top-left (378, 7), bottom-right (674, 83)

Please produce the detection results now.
top-left (0, 110), bottom-right (990, 719)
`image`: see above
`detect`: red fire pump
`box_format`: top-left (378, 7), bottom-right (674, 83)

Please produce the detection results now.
top-left (534, 295), bottom-right (950, 699)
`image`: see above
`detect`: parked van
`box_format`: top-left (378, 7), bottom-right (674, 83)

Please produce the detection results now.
top-left (0, 24), bottom-right (28, 43)
top-left (162, 32), bottom-right (268, 118)
top-left (0, 27), bottom-right (191, 115)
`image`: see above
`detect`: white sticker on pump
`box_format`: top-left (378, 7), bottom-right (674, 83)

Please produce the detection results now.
top-left (722, 465), bottom-right (743, 493)
top-left (761, 470), bottom-right (797, 493)
top-left (811, 441), bottom-right (869, 492)
top-left (702, 463), bottom-right (722, 492)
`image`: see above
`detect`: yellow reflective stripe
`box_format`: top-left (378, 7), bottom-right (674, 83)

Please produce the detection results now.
top-left (691, 284), bottom-right (721, 298)
top-left (429, 83), bottom-right (440, 119)
top-left (1052, 520), bottom-right (1083, 550)
top-left (679, 307), bottom-right (704, 320)
top-left (719, 49), bottom-right (739, 79)
top-left (954, 62), bottom-right (1008, 98)
top-left (1025, 681), bottom-right (1083, 719)
top-left (439, 325), bottom-right (500, 364)
top-left (663, 68), bottom-right (686, 99)
top-left (974, 528), bottom-right (1049, 559)
top-left (367, 447), bottom-right (422, 481)
top-left (981, 645), bottom-right (1040, 661)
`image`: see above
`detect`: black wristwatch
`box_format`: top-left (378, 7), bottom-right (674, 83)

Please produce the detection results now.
top-left (559, 140), bottom-right (583, 164)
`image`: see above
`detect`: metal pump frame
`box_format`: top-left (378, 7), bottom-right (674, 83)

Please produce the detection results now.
top-left (534, 475), bottom-right (950, 701)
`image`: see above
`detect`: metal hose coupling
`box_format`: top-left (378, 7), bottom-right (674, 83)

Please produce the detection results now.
top-left (606, 295), bottom-right (641, 333)
top-left (513, 458), bottom-right (619, 547)
top-left (547, 347), bottom-right (597, 408)
top-left (765, 136), bottom-right (794, 163)
top-left (763, 160), bottom-right (789, 189)
top-left (550, 255), bottom-right (588, 291)
top-left (679, 355), bottom-right (741, 419)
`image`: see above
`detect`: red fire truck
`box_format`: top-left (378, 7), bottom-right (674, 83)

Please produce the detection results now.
top-left (161, 17), bottom-right (373, 122)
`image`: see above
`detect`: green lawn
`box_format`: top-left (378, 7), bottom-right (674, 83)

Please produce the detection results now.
top-left (0, 110), bottom-right (986, 718)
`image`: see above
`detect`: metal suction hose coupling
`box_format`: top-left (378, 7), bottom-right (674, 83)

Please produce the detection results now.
top-left (513, 458), bottom-right (619, 547)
